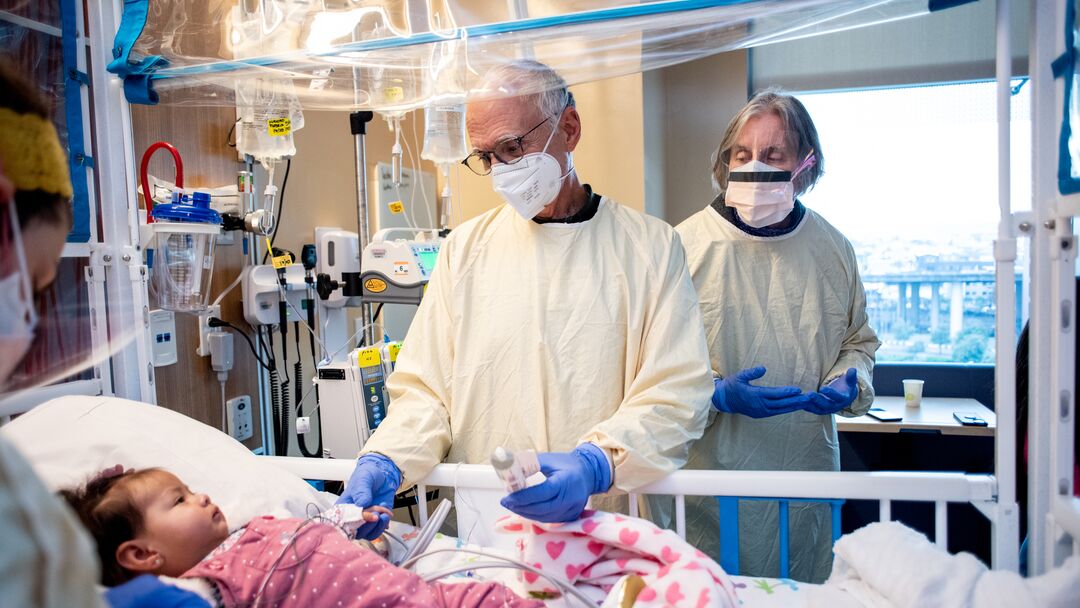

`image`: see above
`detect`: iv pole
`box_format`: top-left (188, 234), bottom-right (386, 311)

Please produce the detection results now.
top-left (349, 110), bottom-right (377, 349)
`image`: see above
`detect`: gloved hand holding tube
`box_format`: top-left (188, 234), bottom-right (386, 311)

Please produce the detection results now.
top-left (712, 366), bottom-right (811, 418)
top-left (500, 443), bottom-right (612, 523)
top-left (337, 453), bottom-right (402, 540)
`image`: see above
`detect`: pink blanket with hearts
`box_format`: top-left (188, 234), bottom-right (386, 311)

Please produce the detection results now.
top-left (496, 510), bottom-right (737, 607)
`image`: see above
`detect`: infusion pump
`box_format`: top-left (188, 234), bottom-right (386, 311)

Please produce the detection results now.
top-left (315, 227), bottom-right (442, 308)
top-left (315, 342), bottom-right (401, 457)
top-left (359, 229), bottom-right (441, 305)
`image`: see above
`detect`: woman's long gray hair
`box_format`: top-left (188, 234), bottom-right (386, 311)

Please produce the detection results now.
top-left (711, 88), bottom-right (824, 197)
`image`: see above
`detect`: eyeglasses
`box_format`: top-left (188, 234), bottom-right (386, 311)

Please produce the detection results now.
top-left (461, 114), bottom-right (555, 176)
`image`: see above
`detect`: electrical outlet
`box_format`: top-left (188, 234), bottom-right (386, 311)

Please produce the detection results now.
top-left (226, 395), bottom-right (254, 442)
top-left (196, 304), bottom-right (222, 357)
top-left (148, 309), bottom-right (177, 367)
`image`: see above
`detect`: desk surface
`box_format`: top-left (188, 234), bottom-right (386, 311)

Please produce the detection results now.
top-left (838, 396), bottom-right (996, 437)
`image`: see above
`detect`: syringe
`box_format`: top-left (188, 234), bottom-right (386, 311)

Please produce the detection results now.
top-left (490, 447), bottom-right (540, 493)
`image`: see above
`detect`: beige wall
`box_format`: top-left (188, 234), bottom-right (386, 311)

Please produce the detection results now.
top-left (644, 50), bottom-right (749, 227)
top-left (275, 111), bottom-right (439, 254)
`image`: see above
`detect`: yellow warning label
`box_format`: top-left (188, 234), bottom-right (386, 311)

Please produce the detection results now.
top-left (265, 236), bottom-right (292, 269)
top-left (388, 201), bottom-right (405, 214)
top-left (388, 342), bottom-right (401, 362)
top-left (268, 117), bottom-right (292, 137)
top-left (357, 348), bottom-right (381, 367)
top-left (365, 278), bottom-right (387, 293)
top-left (383, 87), bottom-right (404, 103)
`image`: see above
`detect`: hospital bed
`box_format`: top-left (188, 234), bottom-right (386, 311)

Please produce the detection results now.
top-left (3, 394), bottom-right (1058, 607)
top-left (5, 0), bottom-right (1080, 603)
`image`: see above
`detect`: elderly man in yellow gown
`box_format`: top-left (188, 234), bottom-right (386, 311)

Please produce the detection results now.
top-left (336, 60), bottom-right (714, 536)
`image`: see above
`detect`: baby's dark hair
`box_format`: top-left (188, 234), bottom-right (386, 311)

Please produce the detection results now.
top-left (59, 467), bottom-right (162, 586)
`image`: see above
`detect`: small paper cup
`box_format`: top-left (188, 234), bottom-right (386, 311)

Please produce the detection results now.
top-left (903, 379), bottom-right (925, 407)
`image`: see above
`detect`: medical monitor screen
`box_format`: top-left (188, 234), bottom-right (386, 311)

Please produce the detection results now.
top-left (415, 248), bottom-right (439, 276)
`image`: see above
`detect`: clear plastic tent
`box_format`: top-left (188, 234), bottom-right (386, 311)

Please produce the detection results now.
top-left (111, 0), bottom-right (952, 111)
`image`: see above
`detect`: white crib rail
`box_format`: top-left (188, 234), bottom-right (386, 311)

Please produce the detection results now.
top-left (1055, 496), bottom-right (1080, 546)
top-left (264, 456), bottom-right (999, 558)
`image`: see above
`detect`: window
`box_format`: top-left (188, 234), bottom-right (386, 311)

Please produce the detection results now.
top-left (797, 81), bottom-right (1031, 363)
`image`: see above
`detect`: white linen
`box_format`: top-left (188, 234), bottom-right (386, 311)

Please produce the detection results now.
top-left (809, 521), bottom-right (1080, 608)
top-left (1, 396), bottom-right (334, 530)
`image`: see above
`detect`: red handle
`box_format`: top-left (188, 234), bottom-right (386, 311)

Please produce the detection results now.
top-left (140, 141), bottom-right (184, 224)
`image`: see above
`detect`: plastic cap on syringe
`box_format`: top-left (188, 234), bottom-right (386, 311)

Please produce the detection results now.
top-left (490, 447), bottom-right (515, 470)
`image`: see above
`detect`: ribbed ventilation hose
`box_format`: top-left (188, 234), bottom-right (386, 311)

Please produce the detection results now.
top-left (278, 372), bottom-right (290, 456)
top-left (269, 368), bottom-right (282, 455)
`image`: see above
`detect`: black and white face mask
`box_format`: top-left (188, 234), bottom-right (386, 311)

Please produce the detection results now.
top-left (725, 160), bottom-right (794, 228)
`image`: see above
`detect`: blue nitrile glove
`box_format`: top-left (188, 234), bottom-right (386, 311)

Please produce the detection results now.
top-left (500, 443), bottom-right (612, 523)
top-left (712, 366), bottom-right (810, 418)
top-left (804, 368), bottom-right (860, 415)
top-left (336, 453), bottom-right (402, 540)
top-left (105, 575), bottom-right (210, 608)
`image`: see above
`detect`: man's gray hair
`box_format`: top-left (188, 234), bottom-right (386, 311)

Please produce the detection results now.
top-left (711, 88), bottom-right (824, 197)
top-left (476, 59), bottom-right (576, 118)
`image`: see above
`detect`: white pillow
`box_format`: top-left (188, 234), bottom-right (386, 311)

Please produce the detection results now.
top-left (0, 395), bottom-right (334, 530)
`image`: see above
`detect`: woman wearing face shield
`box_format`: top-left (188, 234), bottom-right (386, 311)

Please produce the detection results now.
top-left (674, 90), bottom-right (881, 582)
top-left (0, 62), bottom-right (207, 607)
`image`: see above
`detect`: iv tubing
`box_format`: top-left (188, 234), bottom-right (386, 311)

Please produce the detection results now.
top-left (405, 547), bottom-right (593, 606)
top-left (139, 141), bottom-right (184, 223)
top-left (420, 562), bottom-right (592, 607)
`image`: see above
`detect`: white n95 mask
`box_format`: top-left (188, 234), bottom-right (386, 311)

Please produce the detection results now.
top-left (0, 271), bottom-right (36, 386)
top-left (491, 154), bottom-right (565, 220)
top-left (490, 119), bottom-right (571, 220)
top-left (725, 160), bottom-right (795, 228)
top-left (0, 203), bottom-right (39, 387)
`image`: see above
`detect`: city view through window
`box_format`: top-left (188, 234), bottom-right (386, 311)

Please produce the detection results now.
top-left (797, 81), bottom-right (1031, 363)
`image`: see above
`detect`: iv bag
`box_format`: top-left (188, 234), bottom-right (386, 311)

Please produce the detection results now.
top-left (421, 104), bottom-right (468, 165)
top-left (235, 77), bottom-right (305, 165)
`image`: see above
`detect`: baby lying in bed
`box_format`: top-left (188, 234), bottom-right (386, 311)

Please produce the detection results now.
top-left (61, 467), bottom-right (540, 608)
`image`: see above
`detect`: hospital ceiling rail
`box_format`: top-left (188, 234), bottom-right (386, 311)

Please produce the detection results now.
top-left (104, 0), bottom-right (973, 110)
top-left (264, 456), bottom-right (1002, 575)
